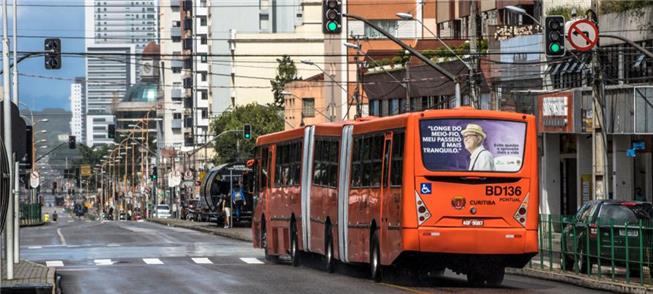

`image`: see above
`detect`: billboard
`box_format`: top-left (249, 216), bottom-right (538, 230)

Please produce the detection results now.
top-left (420, 119), bottom-right (527, 172)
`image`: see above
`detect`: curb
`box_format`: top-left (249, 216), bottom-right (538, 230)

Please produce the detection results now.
top-left (507, 268), bottom-right (653, 294)
top-left (147, 219), bottom-right (252, 242)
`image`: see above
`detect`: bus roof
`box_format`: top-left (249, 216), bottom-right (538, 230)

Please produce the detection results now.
top-left (256, 108), bottom-right (533, 146)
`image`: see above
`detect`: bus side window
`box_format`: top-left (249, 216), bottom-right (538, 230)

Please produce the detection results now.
top-left (260, 147), bottom-right (269, 190)
top-left (390, 131), bottom-right (404, 186)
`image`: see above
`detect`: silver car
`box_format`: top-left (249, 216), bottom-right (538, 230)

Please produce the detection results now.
top-left (155, 204), bottom-right (171, 219)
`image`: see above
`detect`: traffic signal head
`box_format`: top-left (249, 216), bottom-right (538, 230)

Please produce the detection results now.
top-left (545, 16), bottom-right (565, 57)
top-left (323, 0), bottom-right (342, 34)
top-left (44, 38), bottom-right (61, 69)
top-left (68, 135), bottom-right (76, 149)
top-left (107, 124), bottom-right (116, 139)
top-left (243, 124), bottom-right (252, 140)
top-left (151, 166), bottom-right (158, 181)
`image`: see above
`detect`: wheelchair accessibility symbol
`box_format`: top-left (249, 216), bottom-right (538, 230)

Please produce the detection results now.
top-left (420, 183), bottom-right (432, 195)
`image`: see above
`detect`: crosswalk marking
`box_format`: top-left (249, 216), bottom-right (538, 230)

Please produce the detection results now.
top-left (67, 220), bottom-right (74, 223)
top-left (46, 260), bottom-right (64, 267)
top-left (94, 259), bottom-right (114, 266)
top-left (191, 257), bottom-right (213, 264)
top-left (240, 257), bottom-right (264, 264)
top-left (143, 258), bottom-right (164, 265)
top-left (28, 246), bottom-right (42, 249)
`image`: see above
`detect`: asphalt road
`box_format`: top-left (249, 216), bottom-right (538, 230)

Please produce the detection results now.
top-left (20, 207), bottom-right (609, 294)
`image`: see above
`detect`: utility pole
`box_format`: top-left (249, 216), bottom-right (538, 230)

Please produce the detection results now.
top-left (12, 0), bottom-right (19, 263)
top-left (3, 0), bottom-right (15, 280)
top-left (469, 0), bottom-right (479, 108)
top-left (590, 0), bottom-right (609, 199)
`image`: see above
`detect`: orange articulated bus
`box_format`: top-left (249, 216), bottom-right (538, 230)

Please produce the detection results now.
top-left (251, 107), bottom-right (539, 285)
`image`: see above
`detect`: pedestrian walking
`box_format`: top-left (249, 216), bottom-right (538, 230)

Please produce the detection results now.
top-left (221, 194), bottom-right (231, 228)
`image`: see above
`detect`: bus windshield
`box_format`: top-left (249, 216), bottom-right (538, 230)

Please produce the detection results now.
top-left (419, 118), bottom-right (526, 172)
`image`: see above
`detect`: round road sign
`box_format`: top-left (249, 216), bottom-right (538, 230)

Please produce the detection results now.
top-left (30, 171), bottom-right (40, 189)
top-left (567, 19), bottom-right (599, 52)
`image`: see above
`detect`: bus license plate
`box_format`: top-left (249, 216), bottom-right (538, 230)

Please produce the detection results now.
top-left (462, 219), bottom-right (484, 226)
top-left (619, 229), bottom-right (639, 237)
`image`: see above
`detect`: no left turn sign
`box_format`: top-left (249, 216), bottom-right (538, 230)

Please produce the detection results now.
top-left (567, 19), bottom-right (599, 52)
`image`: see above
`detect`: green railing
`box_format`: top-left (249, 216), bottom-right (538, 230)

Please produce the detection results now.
top-left (20, 203), bottom-right (42, 225)
top-left (532, 214), bottom-right (653, 285)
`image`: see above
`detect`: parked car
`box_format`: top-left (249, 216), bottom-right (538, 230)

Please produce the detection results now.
top-left (155, 204), bottom-right (171, 219)
top-left (562, 200), bottom-right (653, 277)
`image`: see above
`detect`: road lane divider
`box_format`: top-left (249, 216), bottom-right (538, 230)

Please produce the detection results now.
top-left (94, 259), bottom-right (115, 266)
top-left (191, 257), bottom-right (213, 264)
top-left (240, 257), bottom-right (264, 264)
top-left (143, 258), bottom-right (164, 265)
top-left (46, 260), bottom-right (64, 267)
top-left (57, 228), bottom-right (67, 245)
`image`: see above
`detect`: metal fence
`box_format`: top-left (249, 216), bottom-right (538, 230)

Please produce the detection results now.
top-left (20, 203), bottom-right (41, 225)
top-left (530, 214), bottom-right (653, 285)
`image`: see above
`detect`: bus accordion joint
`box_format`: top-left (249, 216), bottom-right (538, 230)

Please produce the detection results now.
top-left (415, 191), bottom-right (431, 225)
top-left (513, 193), bottom-right (530, 227)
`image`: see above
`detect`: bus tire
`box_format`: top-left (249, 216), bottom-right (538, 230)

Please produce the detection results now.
top-left (485, 267), bottom-right (505, 286)
top-left (466, 270), bottom-right (484, 286)
top-left (290, 221), bottom-right (300, 267)
top-left (262, 220), bottom-right (276, 263)
top-left (324, 226), bottom-right (335, 273)
top-left (370, 230), bottom-right (381, 282)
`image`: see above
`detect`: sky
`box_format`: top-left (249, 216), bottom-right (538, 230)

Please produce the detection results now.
top-left (1, 1), bottom-right (85, 111)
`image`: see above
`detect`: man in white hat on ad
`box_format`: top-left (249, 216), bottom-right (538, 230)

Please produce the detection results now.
top-left (462, 123), bottom-right (495, 171)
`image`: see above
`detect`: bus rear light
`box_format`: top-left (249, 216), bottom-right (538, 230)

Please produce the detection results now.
top-left (513, 194), bottom-right (529, 227)
top-left (415, 191), bottom-right (431, 225)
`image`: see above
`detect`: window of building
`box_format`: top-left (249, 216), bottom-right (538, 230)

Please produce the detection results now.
top-left (200, 72), bottom-right (207, 81)
top-left (364, 20), bottom-right (398, 38)
top-left (302, 98), bottom-right (315, 117)
top-left (201, 109), bottom-right (208, 119)
top-left (200, 35), bottom-right (207, 44)
top-left (260, 13), bottom-right (269, 31)
top-left (200, 16), bottom-right (207, 26)
top-left (200, 54), bottom-right (207, 63)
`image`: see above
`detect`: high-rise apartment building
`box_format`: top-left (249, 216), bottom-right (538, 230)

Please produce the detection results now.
top-left (69, 77), bottom-right (86, 143)
top-left (84, 0), bottom-right (159, 146)
top-left (159, 0), bottom-right (211, 154)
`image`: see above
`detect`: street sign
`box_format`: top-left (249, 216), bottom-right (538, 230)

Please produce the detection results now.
top-left (168, 171), bottom-right (182, 187)
top-left (30, 171), bottom-right (40, 189)
top-left (567, 19), bottom-right (598, 52)
top-left (80, 164), bottom-right (91, 177)
top-left (184, 170), bottom-right (193, 181)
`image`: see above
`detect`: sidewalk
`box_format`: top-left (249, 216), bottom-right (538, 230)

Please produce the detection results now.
top-left (148, 218), bottom-right (252, 242)
top-left (1, 259), bottom-right (57, 294)
top-left (508, 259), bottom-right (653, 294)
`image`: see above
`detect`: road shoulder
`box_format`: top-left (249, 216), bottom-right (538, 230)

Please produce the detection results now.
top-left (148, 218), bottom-right (252, 242)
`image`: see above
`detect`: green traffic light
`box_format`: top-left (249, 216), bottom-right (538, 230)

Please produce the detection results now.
top-left (550, 43), bottom-right (561, 53)
top-left (327, 21), bottom-right (338, 32)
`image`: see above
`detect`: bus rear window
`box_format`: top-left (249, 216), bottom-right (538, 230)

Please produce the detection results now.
top-left (419, 119), bottom-right (526, 172)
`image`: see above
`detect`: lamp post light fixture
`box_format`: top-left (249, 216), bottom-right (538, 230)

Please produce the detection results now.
top-left (504, 5), bottom-right (542, 26)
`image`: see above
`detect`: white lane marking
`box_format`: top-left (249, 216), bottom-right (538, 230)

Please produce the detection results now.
top-left (192, 257), bottom-right (213, 264)
top-left (28, 246), bottom-right (43, 249)
top-left (67, 220), bottom-right (74, 223)
top-left (46, 260), bottom-right (64, 267)
top-left (143, 258), bottom-right (164, 265)
top-left (240, 257), bottom-right (264, 264)
top-left (94, 259), bottom-right (114, 266)
top-left (107, 243), bottom-right (121, 247)
top-left (57, 228), bottom-right (67, 245)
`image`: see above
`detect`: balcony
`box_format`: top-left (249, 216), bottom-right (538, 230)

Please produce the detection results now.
top-left (183, 58), bottom-right (193, 70)
top-left (183, 19), bottom-right (192, 31)
top-left (170, 0), bottom-right (180, 7)
top-left (171, 88), bottom-right (183, 100)
top-left (170, 27), bottom-right (181, 38)
top-left (171, 58), bottom-right (183, 69)
top-left (183, 77), bottom-right (193, 89)
top-left (171, 119), bottom-right (182, 129)
top-left (182, 38), bottom-right (193, 50)
top-left (182, 0), bottom-right (192, 12)
top-left (184, 117), bottom-right (193, 128)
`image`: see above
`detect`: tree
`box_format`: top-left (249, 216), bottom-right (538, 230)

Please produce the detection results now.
top-left (270, 55), bottom-right (299, 108)
top-left (211, 103), bottom-right (283, 164)
top-left (77, 144), bottom-right (109, 166)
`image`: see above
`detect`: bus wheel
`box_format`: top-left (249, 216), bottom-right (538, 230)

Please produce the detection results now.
top-left (324, 227), bottom-right (335, 273)
top-left (289, 221), bottom-right (300, 267)
top-left (370, 231), bottom-right (381, 282)
top-left (262, 221), bottom-right (276, 263)
top-left (485, 267), bottom-right (505, 287)
top-left (466, 270), bottom-right (484, 287)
